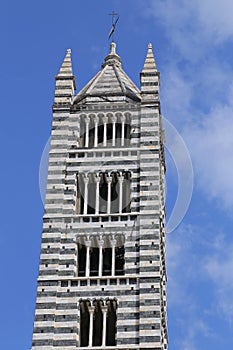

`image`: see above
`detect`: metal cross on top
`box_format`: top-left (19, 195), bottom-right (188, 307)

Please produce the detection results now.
top-left (108, 11), bottom-right (120, 42)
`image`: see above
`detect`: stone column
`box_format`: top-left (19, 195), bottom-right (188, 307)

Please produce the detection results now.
top-left (102, 305), bottom-right (108, 347)
top-left (111, 239), bottom-right (117, 276)
top-left (85, 117), bottom-right (90, 148)
top-left (112, 115), bottom-right (117, 147)
top-left (107, 175), bottom-right (112, 214)
top-left (98, 239), bottom-right (104, 277)
top-left (83, 175), bottom-right (89, 215)
top-left (85, 240), bottom-right (91, 277)
top-left (88, 305), bottom-right (95, 347)
top-left (120, 115), bottom-right (126, 146)
top-left (95, 175), bottom-right (100, 215)
top-left (118, 174), bottom-right (124, 214)
top-left (103, 116), bottom-right (108, 147)
top-left (94, 116), bottom-right (99, 147)
top-left (127, 171), bottom-right (132, 213)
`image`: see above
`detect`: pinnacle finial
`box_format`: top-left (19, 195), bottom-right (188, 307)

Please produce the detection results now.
top-left (57, 49), bottom-right (74, 77)
top-left (140, 43), bottom-right (159, 101)
top-left (102, 41), bottom-right (121, 67)
top-left (54, 49), bottom-right (76, 104)
top-left (110, 42), bottom-right (117, 55)
top-left (141, 43), bottom-right (157, 73)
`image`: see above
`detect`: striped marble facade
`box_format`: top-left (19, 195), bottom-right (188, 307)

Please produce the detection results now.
top-left (31, 42), bottom-right (168, 350)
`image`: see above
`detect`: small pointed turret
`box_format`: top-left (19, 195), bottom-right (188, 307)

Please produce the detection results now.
top-left (57, 49), bottom-right (74, 77)
top-left (54, 49), bottom-right (76, 105)
top-left (140, 43), bottom-right (160, 104)
top-left (141, 43), bottom-right (157, 73)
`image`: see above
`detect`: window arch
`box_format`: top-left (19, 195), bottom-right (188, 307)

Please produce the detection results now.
top-left (79, 299), bottom-right (117, 347)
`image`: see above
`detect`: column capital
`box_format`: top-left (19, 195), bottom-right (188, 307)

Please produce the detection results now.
top-left (95, 175), bottom-right (101, 183)
top-left (85, 240), bottom-right (92, 247)
top-left (111, 239), bottom-right (117, 247)
top-left (83, 175), bottom-right (89, 184)
top-left (106, 176), bottom-right (112, 184)
top-left (102, 115), bottom-right (108, 124)
top-left (93, 115), bottom-right (99, 124)
top-left (98, 239), bottom-right (104, 247)
top-left (111, 115), bottom-right (117, 123)
top-left (118, 174), bottom-right (124, 183)
top-left (120, 115), bottom-right (126, 123)
top-left (85, 116), bottom-right (90, 124)
top-left (101, 305), bottom-right (108, 313)
top-left (88, 305), bottom-right (95, 313)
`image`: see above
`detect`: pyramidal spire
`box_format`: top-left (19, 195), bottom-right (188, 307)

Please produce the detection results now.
top-left (140, 43), bottom-right (160, 104)
top-left (54, 49), bottom-right (76, 105)
top-left (142, 43), bottom-right (157, 73)
top-left (57, 49), bottom-right (74, 77)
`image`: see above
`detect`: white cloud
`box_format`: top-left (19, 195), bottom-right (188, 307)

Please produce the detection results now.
top-left (144, 0), bottom-right (233, 213)
top-left (204, 242), bottom-right (233, 323)
top-left (146, 0), bottom-right (233, 54)
top-left (180, 319), bottom-right (214, 350)
top-left (196, 0), bottom-right (233, 42)
top-left (183, 95), bottom-right (233, 213)
top-left (143, 2), bottom-right (233, 346)
top-left (166, 224), bottom-right (223, 348)
top-left (167, 224), bottom-right (233, 323)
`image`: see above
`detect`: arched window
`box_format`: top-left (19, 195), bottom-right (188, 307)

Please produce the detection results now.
top-left (76, 171), bottom-right (131, 215)
top-left (77, 236), bottom-right (125, 277)
top-left (92, 300), bottom-right (103, 346)
top-left (79, 299), bottom-right (117, 347)
top-left (78, 113), bottom-right (131, 148)
top-left (80, 300), bottom-right (90, 347)
top-left (106, 300), bottom-right (117, 346)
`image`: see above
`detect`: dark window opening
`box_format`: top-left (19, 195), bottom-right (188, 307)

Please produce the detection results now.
top-left (99, 173), bottom-right (108, 214)
top-left (115, 246), bottom-right (125, 276)
top-left (78, 244), bottom-right (86, 277)
top-left (111, 173), bottom-right (119, 214)
top-left (90, 248), bottom-right (99, 276)
top-left (103, 248), bottom-right (112, 276)
top-left (87, 175), bottom-right (96, 214)
top-left (122, 171), bottom-right (131, 213)
top-left (97, 124), bottom-right (103, 145)
top-left (106, 300), bottom-right (117, 346)
top-left (79, 299), bottom-right (117, 347)
top-left (93, 301), bottom-right (103, 346)
top-left (80, 301), bottom-right (90, 347)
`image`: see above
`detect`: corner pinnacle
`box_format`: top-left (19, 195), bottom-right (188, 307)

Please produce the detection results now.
top-left (57, 49), bottom-right (74, 77)
top-left (142, 43), bottom-right (157, 73)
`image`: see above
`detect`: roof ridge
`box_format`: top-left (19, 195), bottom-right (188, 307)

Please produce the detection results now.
top-left (118, 65), bottom-right (141, 94)
top-left (113, 64), bottom-right (126, 94)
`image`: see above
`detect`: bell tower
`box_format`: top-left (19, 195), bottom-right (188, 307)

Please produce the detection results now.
top-left (31, 42), bottom-right (167, 350)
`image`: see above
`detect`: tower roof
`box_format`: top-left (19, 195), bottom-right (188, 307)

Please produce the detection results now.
top-left (73, 43), bottom-right (140, 104)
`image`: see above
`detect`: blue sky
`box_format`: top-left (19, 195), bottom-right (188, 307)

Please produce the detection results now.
top-left (1, 1), bottom-right (233, 349)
